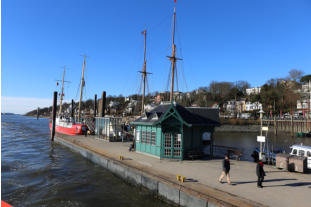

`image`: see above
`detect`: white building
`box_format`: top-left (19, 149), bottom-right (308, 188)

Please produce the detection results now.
top-left (245, 101), bottom-right (262, 111)
top-left (297, 100), bottom-right (310, 110)
top-left (297, 81), bottom-right (311, 111)
top-left (109, 101), bottom-right (120, 108)
top-left (225, 100), bottom-right (236, 113)
top-left (246, 87), bottom-right (261, 95)
top-left (224, 100), bottom-right (246, 114)
top-left (144, 103), bottom-right (156, 112)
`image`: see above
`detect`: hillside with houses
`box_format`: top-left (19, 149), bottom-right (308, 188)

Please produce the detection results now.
top-left (26, 69), bottom-right (311, 121)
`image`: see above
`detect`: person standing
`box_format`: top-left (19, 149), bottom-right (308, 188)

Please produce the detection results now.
top-left (256, 160), bottom-right (265, 188)
top-left (82, 125), bottom-right (87, 137)
top-left (218, 155), bottom-right (231, 184)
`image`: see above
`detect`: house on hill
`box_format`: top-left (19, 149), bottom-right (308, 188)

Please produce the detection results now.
top-left (131, 103), bottom-right (220, 160)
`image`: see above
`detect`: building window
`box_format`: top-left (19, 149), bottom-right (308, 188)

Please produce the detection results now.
top-left (141, 131), bottom-right (146, 143)
top-left (146, 131), bottom-right (151, 144)
top-left (173, 134), bottom-right (181, 156)
top-left (164, 133), bottom-right (171, 156)
top-left (151, 132), bottom-right (156, 145)
top-left (136, 130), bottom-right (140, 142)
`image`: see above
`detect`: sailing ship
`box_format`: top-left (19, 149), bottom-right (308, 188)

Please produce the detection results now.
top-left (49, 56), bottom-right (88, 135)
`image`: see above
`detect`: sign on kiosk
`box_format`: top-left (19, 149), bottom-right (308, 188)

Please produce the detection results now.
top-left (257, 136), bottom-right (266, 142)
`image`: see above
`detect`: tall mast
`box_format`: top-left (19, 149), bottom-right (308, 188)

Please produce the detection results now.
top-left (139, 27), bottom-right (151, 114)
top-left (168, 7), bottom-right (180, 103)
top-left (58, 66), bottom-right (66, 116)
top-left (141, 27), bottom-right (147, 114)
top-left (78, 56), bottom-right (86, 121)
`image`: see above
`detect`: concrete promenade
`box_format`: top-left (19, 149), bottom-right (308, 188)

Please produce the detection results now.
top-left (55, 134), bottom-right (311, 207)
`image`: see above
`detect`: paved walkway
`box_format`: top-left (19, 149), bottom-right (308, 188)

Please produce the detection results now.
top-left (57, 134), bottom-right (311, 207)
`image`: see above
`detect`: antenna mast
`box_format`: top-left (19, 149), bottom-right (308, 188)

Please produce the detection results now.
top-left (58, 66), bottom-right (66, 116)
top-left (78, 55), bottom-right (86, 121)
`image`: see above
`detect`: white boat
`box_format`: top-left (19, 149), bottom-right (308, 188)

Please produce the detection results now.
top-left (289, 144), bottom-right (311, 169)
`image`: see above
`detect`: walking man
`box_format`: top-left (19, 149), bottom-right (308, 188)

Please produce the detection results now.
top-left (256, 160), bottom-right (265, 188)
top-left (218, 155), bottom-right (231, 184)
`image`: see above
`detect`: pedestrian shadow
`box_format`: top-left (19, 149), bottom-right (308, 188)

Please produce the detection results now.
top-left (265, 170), bottom-right (290, 173)
top-left (233, 178), bottom-right (297, 185)
top-left (264, 182), bottom-right (311, 188)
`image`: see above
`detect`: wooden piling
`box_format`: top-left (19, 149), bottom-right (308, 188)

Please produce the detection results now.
top-left (36, 107), bottom-right (40, 120)
top-left (274, 116), bottom-right (277, 136)
top-left (51, 91), bottom-right (57, 141)
top-left (291, 115), bottom-right (294, 137)
top-left (101, 91), bottom-right (106, 117)
top-left (71, 99), bottom-right (74, 119)
top-left (94, 94), bottom-right (97, 117)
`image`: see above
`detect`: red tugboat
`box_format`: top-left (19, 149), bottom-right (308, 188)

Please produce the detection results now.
top-left (49, 56), bottom-right (88, 136)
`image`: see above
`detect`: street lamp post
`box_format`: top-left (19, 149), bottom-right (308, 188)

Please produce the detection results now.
top-left (259, 109), bottom-right (264, 159)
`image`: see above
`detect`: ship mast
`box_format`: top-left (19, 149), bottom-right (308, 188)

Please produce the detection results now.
top-left (78, 56), bottom-right (86, 121)
top-left (139, 27), bottom-right (151, 114)
top-left (168, 7), bottom-right (181, 103)
top-left (58, 66), bottom-right (66, 116)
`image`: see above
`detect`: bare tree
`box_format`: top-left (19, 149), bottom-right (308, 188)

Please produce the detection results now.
top-left (289, 69), bottom-right (304, 82)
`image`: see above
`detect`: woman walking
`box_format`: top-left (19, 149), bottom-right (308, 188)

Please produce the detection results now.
top-left (218, 155), bottom-right (231, 185)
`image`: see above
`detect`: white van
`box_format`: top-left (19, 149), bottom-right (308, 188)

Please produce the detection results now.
top-left (289, 145), bottom-right (311, 169)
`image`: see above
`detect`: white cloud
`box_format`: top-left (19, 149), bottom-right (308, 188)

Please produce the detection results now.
top-left (1, 96), bottom-right (69, 115)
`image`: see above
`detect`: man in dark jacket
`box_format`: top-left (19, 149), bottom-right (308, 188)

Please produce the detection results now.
top-left (218, 155), bottom-right (231, 184)
top-left (256, 160), bottom-right (265, 188)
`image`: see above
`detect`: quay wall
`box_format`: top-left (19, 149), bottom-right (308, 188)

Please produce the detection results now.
top-left (54, 136), bottom-right (263, 207)
top-left (215, 125), bottom-right (260, 133)
top-left (216, 120), bottom-right (311, 134)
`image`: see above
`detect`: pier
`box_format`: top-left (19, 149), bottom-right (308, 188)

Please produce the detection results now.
top-left (263, 119), bottom-right (311, 136)
top-left (54, 134), bottom-right (311, 207)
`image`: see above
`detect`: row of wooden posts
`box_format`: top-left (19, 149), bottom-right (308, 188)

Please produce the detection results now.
top-left (263, 117), bottom-right (311, 137)
top-left (50, 91), bottom-right (107, 141)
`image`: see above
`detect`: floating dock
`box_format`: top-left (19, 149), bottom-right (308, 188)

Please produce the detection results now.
top-left (54, 134), bottom-right (311, 207)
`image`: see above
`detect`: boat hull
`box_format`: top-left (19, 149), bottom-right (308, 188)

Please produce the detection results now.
top-left (49, 122), bottom-right (86, 136)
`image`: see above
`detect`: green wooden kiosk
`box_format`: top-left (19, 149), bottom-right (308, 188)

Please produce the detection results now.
top-left (131, 103), bottom-right (220, 160)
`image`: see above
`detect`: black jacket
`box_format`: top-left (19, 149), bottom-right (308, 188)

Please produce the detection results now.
top-left (222, 159), bottom-right (230, 173)
top-left (256, 162), bottom-right (265, 177)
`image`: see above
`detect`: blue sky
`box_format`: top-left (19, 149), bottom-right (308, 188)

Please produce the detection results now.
top-left (2, 0), bottom-right (311, 113)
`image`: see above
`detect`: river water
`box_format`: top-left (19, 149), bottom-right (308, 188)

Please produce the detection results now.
top-left (1, 115), bottom-right (170, 207)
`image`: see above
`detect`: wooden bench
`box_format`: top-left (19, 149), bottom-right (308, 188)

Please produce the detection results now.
top-left (187, 151), bottom-right (203, 160)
